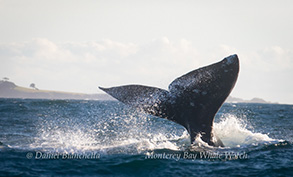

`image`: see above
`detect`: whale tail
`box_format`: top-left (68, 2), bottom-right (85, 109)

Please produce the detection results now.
top-left (99, 54), bottom-right (239, 147)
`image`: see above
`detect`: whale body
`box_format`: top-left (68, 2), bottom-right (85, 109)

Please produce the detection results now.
top-left (99, 54), bottom-right (239, 147)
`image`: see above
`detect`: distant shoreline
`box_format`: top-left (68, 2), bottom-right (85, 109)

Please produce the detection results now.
top-left (225, 95), bottom-right (278, 104)
top-left (0, 81), bottom-right (114, 100)
top-left (0, 80), bottom-right (276, 104)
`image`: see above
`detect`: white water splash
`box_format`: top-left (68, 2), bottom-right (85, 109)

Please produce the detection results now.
top-left (32, 129), bottom-right (189, 154)
top-left (29, 112), bottom-right (281, 153)
top-left (29, 112), bottom-right (190, 154)
top-left (214, 114), bottom-right (276, 148)
top-left (31, 128), bottom-right (98, 153)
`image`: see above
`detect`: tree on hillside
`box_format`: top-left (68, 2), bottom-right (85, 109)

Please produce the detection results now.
top-left (30, 83), bottom-right (39, 90)
top-left (2, 77), bottom-right (9, 81)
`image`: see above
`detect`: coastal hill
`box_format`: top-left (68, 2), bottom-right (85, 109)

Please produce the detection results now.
top-left (225, 95), bottom-right (275, 104)
top-left (0, 81), bottom-right (113, 100)
top-left (0, 80), bottom-right (273, 103)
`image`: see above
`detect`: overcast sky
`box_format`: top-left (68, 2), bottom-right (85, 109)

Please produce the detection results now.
top-left (0, 0), bottom-right (293, 104)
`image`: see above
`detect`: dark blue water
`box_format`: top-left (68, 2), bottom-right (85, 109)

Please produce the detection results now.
top-left (0, 98), bottom-right (292, 176)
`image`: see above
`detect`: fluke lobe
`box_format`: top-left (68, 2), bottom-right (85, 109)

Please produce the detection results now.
top-left (99, 54), bottom-right (239, 147)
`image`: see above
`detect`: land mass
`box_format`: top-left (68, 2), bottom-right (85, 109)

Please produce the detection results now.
top-left (0, 81), bottom-right (275, 103)
top-left (0, 81), bottom-right (113, 100)
top-left (225, 95), bottom-right (276, 104)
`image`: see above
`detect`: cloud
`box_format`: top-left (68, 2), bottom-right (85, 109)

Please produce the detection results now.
top-left (0, 38), bottom-right (293, 103)
top-left (0, 38), bottom-right (203, 90)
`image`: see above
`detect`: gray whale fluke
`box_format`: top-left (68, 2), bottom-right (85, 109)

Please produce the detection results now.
top-left (99, 54), bottom-right (239, 147)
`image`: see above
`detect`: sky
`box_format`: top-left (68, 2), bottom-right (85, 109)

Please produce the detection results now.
top-left (0, 0), bottom-right (293, 104)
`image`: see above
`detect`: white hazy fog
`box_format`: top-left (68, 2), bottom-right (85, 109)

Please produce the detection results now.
top-left (0, 0), bottom-right (293, 104)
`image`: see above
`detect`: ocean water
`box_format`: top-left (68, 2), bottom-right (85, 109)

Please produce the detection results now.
top-left (0, 98), bottom-right (292, 176)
